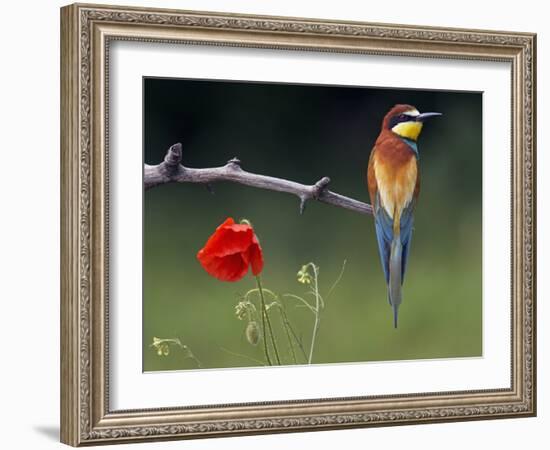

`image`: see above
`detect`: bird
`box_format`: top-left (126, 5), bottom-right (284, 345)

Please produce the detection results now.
top-left (367, 104), bottom-right (441, 328)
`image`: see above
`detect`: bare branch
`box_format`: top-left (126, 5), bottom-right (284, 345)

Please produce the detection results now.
top-left (144, 143), bottom-right (373, 216)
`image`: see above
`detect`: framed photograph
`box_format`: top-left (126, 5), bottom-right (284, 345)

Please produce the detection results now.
top-left (60, 3), bottom-right (536, 446)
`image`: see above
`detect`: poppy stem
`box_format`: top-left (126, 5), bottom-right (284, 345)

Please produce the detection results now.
top-left (255, 277), bottom-right (272, 366)
top-left (256, 276), bottom-right (281, 366)
top-left (256, 283), bottom-right (272, 366)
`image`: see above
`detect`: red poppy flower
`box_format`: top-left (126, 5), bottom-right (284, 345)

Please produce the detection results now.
top-left (197, 218), bottom-right (264, 282)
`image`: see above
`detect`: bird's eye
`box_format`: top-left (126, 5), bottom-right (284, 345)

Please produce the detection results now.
top-left (399, 114), bottom-right (407, 120)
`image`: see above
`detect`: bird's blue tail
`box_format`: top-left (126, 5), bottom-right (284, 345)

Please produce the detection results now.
top-left (389, 235), bottom-right (403, 329)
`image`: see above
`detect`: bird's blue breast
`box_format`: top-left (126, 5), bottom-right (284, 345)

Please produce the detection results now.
top-left (400, 137), bottom-right (419, 158)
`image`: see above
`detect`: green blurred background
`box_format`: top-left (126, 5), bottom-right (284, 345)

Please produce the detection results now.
top-left (143, 77), bottom-right (482, 371)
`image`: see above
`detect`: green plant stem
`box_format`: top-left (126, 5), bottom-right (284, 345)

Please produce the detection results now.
top-left (278, 303), bottom-right (308, 362)
top-left (277, 304), bottom-right (297, 364)
top-left (256, 276), bottom-right (281, 365)
top-left (308, 264), bottom-right (321, 364)
top-left (287, 323), bottom-right (309, 362)
top-left (220, 347), bottom-right (267, 366)
top-left (186, 353), bottom-right (203, 369)
top-left (256, 280), bottom-right (272, 366)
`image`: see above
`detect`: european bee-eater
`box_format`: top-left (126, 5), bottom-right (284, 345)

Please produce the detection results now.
top-left (367, 104), bottom-right (441, 328)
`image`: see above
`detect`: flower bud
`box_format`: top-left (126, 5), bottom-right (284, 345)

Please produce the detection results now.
top-left (245, 321), bottom-right (260, 346)
top-left (297, 264), bottom-right (313, 284)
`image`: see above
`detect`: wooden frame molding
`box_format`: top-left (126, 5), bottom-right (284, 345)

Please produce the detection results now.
top-left (60, 3), bottom-right (536, 446)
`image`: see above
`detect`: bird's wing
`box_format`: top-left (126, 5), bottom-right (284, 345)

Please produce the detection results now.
top-left (373, 192), bottom-right (392, 284)
top-left (368, 149), bottom-right (391, 283)
top-left (399, 199), bottom-right (415, 281)
top-left (401, 162), bottom-right (420, 281)
top-left (366, 149), bottom-right (378, 204)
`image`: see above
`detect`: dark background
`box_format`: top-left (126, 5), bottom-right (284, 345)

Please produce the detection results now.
top-left (143, 77), bottom-right (482, 371)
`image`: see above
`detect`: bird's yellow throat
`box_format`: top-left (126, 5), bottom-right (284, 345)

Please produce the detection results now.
top-left (391, 121), bottom-right (423, 141)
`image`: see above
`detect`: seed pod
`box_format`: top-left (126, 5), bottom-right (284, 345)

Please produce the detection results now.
top-left (245, 321), bottom-right (260, 346)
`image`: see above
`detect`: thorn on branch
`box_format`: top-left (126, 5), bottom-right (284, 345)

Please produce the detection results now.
top-left (312, 177), bottom-right (331, 199)
top-left (227, 157), bottom-right (242, 170)
top-left (164, 143), bottom-right (183, 167)
top-left (299, 177), bottom-right (331, 215)
top-left (299, 196), bottom-right (307, 215)
top-left (206, 183), bottom-right (215, 195)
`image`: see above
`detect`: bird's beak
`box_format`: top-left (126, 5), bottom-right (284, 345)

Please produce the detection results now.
top-left (416, 112), bottom-right (442, 122)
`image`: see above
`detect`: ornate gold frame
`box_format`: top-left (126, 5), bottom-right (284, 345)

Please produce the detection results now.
top-left (60, 3), bottom-right (536, 446)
